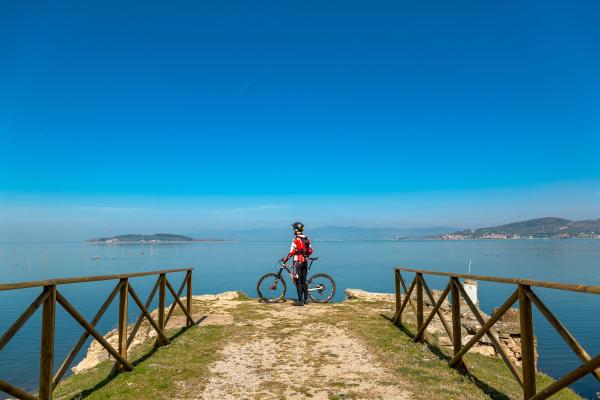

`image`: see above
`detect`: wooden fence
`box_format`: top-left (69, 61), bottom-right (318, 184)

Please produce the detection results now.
top-left (0, 268), bottom-right (194, 400)
top-left (393, 267), bottom-right (600, 400)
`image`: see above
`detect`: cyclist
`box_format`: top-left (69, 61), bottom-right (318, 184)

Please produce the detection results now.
top-left (281, 221), bottom-right (313, 306)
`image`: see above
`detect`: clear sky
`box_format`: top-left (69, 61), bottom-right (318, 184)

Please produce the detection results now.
top-left (1, 1), bottom-right (599, 240)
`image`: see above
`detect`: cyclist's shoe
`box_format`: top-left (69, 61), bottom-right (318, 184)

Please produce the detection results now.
top-left (292, 301), bottom-right (304, 306)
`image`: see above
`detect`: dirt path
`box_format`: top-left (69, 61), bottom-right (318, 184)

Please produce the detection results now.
top-left (196, 300), bottom-right (411, 400)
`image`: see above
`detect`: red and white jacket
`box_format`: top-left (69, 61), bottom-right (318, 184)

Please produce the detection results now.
top-left (284, 234), bottom-right (313, 263)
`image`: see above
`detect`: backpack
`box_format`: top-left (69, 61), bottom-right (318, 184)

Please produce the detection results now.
top-left (298, 236), bottom-right (311, 256)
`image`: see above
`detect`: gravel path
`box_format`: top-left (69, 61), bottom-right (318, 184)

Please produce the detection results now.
top-left (198, 302), bottom-right (411, 400)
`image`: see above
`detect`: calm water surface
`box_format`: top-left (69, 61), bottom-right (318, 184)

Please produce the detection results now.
top-left (1, 240), bottom-right (599, 398)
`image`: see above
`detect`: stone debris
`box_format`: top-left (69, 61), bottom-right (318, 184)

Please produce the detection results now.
top-left (191, 291), bottom-right (240, 302)
top-left (344, 288), bottom-right (395, 302)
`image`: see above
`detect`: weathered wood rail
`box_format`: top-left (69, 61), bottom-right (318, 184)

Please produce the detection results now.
top-left (393, 267), bottom-right (600, 400)
top-left (0, 268), bottom-right (194, 400)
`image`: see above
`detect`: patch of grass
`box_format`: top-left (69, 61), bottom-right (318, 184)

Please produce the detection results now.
top-left (54, 311), bottom-right (227, 399)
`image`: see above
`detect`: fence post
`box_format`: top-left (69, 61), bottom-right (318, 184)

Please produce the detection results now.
top-left (519, 284), bottom-right (536, 399)
top-left (117, 278), bottom-right (129, 371)
top-left (394, 269), bottom-right (401, 325)
top-left (186, 270), bottom-right (193, 327)
top-left (39, 285), bottom-right (56, 400)
top-left (416, 273), bottom-right (424, 342)
top-left (450, 277), bottom-right (462, 369)
top-left (158, 274), bottom-right (166, 344)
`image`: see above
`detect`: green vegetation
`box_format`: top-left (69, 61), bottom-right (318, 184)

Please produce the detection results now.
top-left (54, 325), bottom-right (226, 399)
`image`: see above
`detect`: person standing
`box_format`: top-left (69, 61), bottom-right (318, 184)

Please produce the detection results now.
top-left (282, 222), bottom-right (313, 306)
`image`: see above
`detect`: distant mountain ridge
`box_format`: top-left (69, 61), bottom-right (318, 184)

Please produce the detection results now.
top-left (436, 217), bottom-right (600, 240)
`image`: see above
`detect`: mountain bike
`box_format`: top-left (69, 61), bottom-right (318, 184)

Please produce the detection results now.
top-left (256, 257), bottom-right (336, 303)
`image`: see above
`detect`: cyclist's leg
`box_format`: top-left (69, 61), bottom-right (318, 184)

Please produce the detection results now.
top-left (294, 262), bottom-right (303, 302)
top-left (300, 262), bottom-right (308, 303)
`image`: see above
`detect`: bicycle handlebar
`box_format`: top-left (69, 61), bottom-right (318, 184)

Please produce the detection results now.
top-left (279, 257), bottom-right (319, 265)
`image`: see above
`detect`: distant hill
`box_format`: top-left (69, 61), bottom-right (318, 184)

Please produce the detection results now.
top-left (187, 226), bottom-right (459, 241)
top-left (86, 234), bottom-right (223, 243)
top-left (435, 218), bottom-right (600, 240)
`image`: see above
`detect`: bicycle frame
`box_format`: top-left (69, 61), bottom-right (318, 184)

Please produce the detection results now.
top-left (276, 258), bottom-right (321, 290)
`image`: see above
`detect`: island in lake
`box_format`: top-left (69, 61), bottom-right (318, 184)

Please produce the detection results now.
top-left (429, 217), bottom-right (600, 240)
top-left (86, 234), bottom-right (226, 243)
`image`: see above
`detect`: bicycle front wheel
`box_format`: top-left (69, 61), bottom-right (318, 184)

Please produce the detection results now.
top-left (307, 273), bottom-right (336, 303)
top-left (256, 273), bottom-right (287, 303)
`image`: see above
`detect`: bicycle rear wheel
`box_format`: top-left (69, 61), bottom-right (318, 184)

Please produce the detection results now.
top-left (307, 273), bottom-right (336, 303)
top-left (256, 273), bottom-right (287, 303)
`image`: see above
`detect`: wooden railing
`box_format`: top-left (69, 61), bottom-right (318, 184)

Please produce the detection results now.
top-left (393, 267), bottom-right (600, 400)
top-left (0, 268), bottom-right (194, 400)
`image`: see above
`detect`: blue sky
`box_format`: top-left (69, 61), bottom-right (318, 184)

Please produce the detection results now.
top-left (1, 1), bottom-right (599, 240)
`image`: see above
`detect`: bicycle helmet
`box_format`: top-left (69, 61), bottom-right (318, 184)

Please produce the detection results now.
top-left (292, 221), bottom-right (304, 233)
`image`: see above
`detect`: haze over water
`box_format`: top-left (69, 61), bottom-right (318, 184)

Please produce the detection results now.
top-left (1, 239), bottom-right (599, 398)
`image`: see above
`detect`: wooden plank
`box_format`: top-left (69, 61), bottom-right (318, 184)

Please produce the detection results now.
top-left (53, 281), bottom-right (122, 388)
top-left (397, 275), bottom-right (417, 319)
top-left (127, 285), bottom-right (171, 345)
top-left (158, 274), bottom-right (166, 345)
top-left (0, 268), bottom-right (193, 292)
top-left (519, 285), bottom-right (536, 399)
top-left (525, 287), bottom-right (600, 382)
top-left (165, 278), bottom-right (195, 325)
top-left (394, 267), bottom-right (600, 295)
top-left (55, 291), bottom-right (133, 371)
top-left (414, 281), bottom-right (451, 342)
top-left (186, 271), bottom-right (193, 328)
top-left (455, 279), bottom-right (524, 387)
top-left (393, 269), bottom-right (401, 325)
top-left (0, 378), bottom-right (38, 400)
top-left (529, 353), bottom-right (600, 400)
top-left (110, 278), bottom-right (160, 376)
top-left (39, 285), bottom-right (56, 400)
top-left (399, 273), bottom-right (418, 315)
top-left (126, 278), bottom-right (160, 348)
top-left (416, 274), bottom-right (424, 343)
top-left (449, 289), bottom-right (518, 367)
top-left (451, 277), bottom-right (461, 367)
top-left (164, 275), bottom-right (188, 326)
top-left (117, 278), bottom-right (129, 372)
top-left (0, 289), bottom-right (49, 351)
top-left (159, 275), bottom-right (166, 326)
top-left (421, 277), bottom-right (454, 342)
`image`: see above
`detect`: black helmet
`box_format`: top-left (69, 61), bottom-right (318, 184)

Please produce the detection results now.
top-left (292, 221), bottom-right (304, 232)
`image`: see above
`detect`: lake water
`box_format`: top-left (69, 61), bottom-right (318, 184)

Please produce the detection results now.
top-left (1, 240), bottom-right (599, 398)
